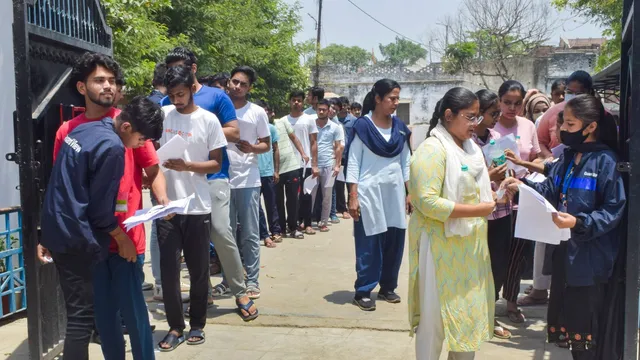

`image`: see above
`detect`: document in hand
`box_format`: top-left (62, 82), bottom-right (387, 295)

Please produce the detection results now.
top-left (123, 194), bottom-right (195, 231)
top-left (303, 176), bottom-right (318, 195)
top-left (336, 166), bottom-right (345, 182)
top-left (514, 184), bottom-right (571, 244)
top-left (157, 135), bottom-right (189, 172)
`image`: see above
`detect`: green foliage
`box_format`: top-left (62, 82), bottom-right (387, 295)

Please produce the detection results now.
top-left (378, 37), bottom-right (427, 66)
top-left (442, 42), bottom-right (477, 74)
top-left (552, 0), bottom-right (623, 71)
top-left (306, 44), bottom-right (370, 71)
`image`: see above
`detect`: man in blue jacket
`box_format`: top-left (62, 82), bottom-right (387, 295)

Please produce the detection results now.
top-left (38, 96), bottom-right (164, 360)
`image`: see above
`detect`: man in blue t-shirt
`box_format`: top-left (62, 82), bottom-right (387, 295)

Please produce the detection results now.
top-left (162, 47), bottom-right (257, 320)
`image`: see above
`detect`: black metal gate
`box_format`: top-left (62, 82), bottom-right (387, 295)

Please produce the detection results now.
top-left (11, 1), bottom-right (112, 358)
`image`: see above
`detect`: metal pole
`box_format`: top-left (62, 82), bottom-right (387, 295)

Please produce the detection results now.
top-left (314, 0), bottom-right (322, 87)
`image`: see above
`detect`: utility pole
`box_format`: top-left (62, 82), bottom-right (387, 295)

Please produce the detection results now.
top-left (314, 0), bottom-right (323, 86)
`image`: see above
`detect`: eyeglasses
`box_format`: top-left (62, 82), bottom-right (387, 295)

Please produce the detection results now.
top-left (489, 110), bottom-right (501, 119)
top-left (461, 113), bottom-right (484, 124)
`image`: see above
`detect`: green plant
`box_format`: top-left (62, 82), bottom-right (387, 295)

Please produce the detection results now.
top-left (0, 235), bottom-right (19, 274)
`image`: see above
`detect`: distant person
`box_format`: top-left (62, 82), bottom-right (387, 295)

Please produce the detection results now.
top-left (210, 72), bottom-right (231, 91)
top-left (550, 79), bottom-right (566, 105)
top-left (350, 102), bottom-right (362, 118)
top-left (525, 93), bottom-right (551, 124)
top-left (149, 63), bottom-right (168, 105)
top-left (304, 86), bottom-right (324, 115)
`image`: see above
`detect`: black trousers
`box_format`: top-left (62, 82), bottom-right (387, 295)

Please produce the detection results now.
top-left (335, 180), bottom-right (348, 214)
top-left (298, 168), bottom-right (314, 227)
top-left (157, 214), bottom-right (211, 331)
top-left (488, 215), bottom-right (512, 301)
top-left (51, 251), bottom-right (96, 360)
top-left (504, 211), bottom-right (533, 303)
top-left (276, 169), bottom-right (301, 233)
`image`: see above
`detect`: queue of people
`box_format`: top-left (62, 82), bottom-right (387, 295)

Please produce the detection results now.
top-left (35, 46), bottom-right (624, 360)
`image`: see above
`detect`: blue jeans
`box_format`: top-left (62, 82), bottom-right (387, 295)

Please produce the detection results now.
top-left (93, 254), bottom-right (154, 360)
top-left (353, 220), bottom-right (406, 298)
top-left (149, 195), bottom-right (160, 286)
top-left (229, 187), bottom-right (261, 289)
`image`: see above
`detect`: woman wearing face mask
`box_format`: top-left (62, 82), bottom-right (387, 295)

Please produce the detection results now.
top-left (502, 95), bottom-right (625, 359)
top-left (493, 80), bottom-right (544, 324)
top-left (525, 93), bottom-right (551, 126)
top-left (409, 87), bottom-right (496, 359)
top-left (538, 71), bottom-right (594, 158)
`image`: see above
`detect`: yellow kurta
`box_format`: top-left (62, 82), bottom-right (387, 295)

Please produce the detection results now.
top-left (408, 137), bottom-right (494, 352)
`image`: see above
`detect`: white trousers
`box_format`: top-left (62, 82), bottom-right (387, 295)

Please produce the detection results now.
top-left (533, 242), bottom-right (551, 290)
top-left (415, 233), bottom-right (476, 360)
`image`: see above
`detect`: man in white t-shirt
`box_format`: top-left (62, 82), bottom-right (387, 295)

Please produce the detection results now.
top-left (156, 65), bottom-right (227, 349)
top-left (223, 66), bottom-right (271, 299)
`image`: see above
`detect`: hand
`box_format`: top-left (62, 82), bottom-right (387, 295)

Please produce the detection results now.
top-left (156, 196), bottom-right (176, 221)
top-left (504, 149), bottom-right (522, 166)
top-left (488, 163), bottom-right (508, 182)
top-left (501, 177), bottom-right (522, 198)
top-left (312, 166), bottom-right (320, 179)
top-left (163, 158), bottom-right (190, 172)
top-left (115, 236), bottom-right (137, 263)
top-left (303, 155), bottom-right (310, 165)
top-left (406, 194), bottom-right (413, 215)
top-left (37, 244), bottom-right (52, 265)
top-left (332, 166), bottom-right (340, 177)
top-left (348, 194), bottom-right (360, 221)
top-left (236, 140), bottom-right (254, 154)
top-left (477, 202), bottom-right (496, 217)
top-left (552, 212), bottom-right (577, 229)
top-left (273, 173), bottom-right (280, 184)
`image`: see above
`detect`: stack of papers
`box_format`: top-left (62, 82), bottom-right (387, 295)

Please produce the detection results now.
top-left (157, 135), bottom-right (189, 172)
top-left (514, 184), bottom-right (570, 244)
top-left (123, 194), bottom-right (195, 231)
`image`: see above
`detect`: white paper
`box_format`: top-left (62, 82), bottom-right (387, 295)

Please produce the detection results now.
top-left (496, 188), bottom-right (506, 200)
top-left (514, 184), bottom-right (571, 244)
top-left (303, 176), bottom-right (317, 195)
top-left (551, 144), bottom-right (567, 159)
top-left (525, 172), bottom-right (547, 183)
top-left (123, 194), bottom-right (194, 231)
top-left (325, 174), bottom-right (337, 188)
top-left (157, 135), bottom-right (188, 172)
top-left (336, 166), bottom-right (345, 182)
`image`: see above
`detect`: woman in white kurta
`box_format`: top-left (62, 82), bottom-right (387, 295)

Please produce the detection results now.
top-left (345, 78), bottom-right (412, 311)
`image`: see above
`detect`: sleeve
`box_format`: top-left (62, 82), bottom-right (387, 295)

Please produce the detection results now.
top-left (571, 157), bottom-right (627, 243)
top-left (401, 143), bottom-right (411, 182)
top-left (307, 117), bottom-right (319, 135)
top-left (87, 145), bottom-right (125, 234)
top-left (208, 116), bottom-right (228, 151)
top-left (408, 140), bottom-right (455, 222)
top-left (212, 93), bottom-right (237, 125)
top-left (530, 123), bottom-right (542, 159)
top-left (335, 124), bottom-right (345, 143)
top-left (256, 109), bottom-right (271, 139)
top-left (133, 140), bottom-right (159, 168)
top-left (521, 157), bottom-right (562, 203)
top-left (284, 119), bottom-right (294, 135)
top-left (270, 124), bottom-right (279, 143)
top-left (346, 134), bottom-right (364, 184)
top-left (537, 111), bottom-right (552, 149)
top-left (53, 123), bottom-right (69, 163)
top-left (160, 96), bottom-right (170, 107)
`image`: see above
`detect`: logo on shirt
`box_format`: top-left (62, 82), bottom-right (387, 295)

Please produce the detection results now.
top-left (165, 128), bottom-right (193, 138)
top-left (584, 172), bottom-right (598, 178)
top-left (64, 136), bottom-right (82, 153)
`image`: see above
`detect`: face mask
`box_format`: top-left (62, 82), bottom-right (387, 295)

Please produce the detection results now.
top-left (533, 111), bottom-right (544, 120)
top-left (560, 126), bottom-right (589, 147)
top-left (564, 93), bottom-right (576, 102)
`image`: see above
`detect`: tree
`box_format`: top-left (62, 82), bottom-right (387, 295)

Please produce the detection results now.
top-left (552, 0), bottom-right (623, 71)
top-left (440, 0), bottom-right (553, 85)
top-left (306, 43), bottom-right (370, 71)
top-left (378, 37), bottom-right (427, 66)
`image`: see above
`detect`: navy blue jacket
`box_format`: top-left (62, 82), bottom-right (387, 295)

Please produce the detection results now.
top-left (523, 147), bottom-right (626, 287)
top-left (41, 118), bottom-right (125, 259)
top-left (336, 114), bottom-right (356, 161)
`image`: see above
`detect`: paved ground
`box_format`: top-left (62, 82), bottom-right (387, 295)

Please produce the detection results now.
top-left (0, 192), bottom-right (574, 359)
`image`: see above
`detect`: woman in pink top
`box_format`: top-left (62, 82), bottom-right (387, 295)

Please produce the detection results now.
top-left (493, 80), bottom-right (544, 324)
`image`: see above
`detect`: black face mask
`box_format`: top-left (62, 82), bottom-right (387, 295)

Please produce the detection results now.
top-left (560, 126), bottom-right (589, 147)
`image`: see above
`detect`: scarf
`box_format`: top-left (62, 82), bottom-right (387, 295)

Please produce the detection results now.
top-left (430, 123), bottom-right (493, 237)
top-left (526, 93), bottom-right (551, 122)
top-left (344, 113), bottom-right (411, 162)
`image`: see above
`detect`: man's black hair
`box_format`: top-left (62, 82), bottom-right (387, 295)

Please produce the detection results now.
top-left (338, 96), bottom-right (351, 107)
top-left (119, 96), bottom-right (164, 141)
top-left (211, 72), bottom-right (230, 85)
top-left (164, 65), bottom-right (195, 90)
top-left (152, 63), bottom-right (168, 88)
top-left (289, 90), bottom-right (306, 100)
top-left (116, 75), bottom-right (125, 87)
top-left (317, 99), bottom-right (331, 108)
top-left (165, 47), bottom-right (198, 67)
top-left (308, 86), bottom-right (325, 101)
top-left (70, 52), bottom-right (122, 87)
top-left (254, 99), bottom-right (268, 109)
top-left (329, 98), bottom-right (342, 108)
top-left (231, 66), bottom-right (257, 85)
top-left (351, 102), bottom-right (362, 110)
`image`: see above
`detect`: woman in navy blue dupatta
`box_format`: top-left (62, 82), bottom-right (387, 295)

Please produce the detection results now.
top-left (345, 79), bottom-right (412, 311)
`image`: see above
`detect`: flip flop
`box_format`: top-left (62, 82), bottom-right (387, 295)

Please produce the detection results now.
top-left (272, 234), bottom-right (283, 243)
top-left (186, 329), bottom-right (205, 345)
top-left (305, 227), bottom-right (316, 235)
top-left (507, 309), bottom-right (526, 324)
top-left (263, 238), bottom-right (277, 248)
top-left (237, 299), bottom-right (259, 321)
top-left (517, 295), bottom-right (548, 306)
top-left (494, 321), bottom-right (512, 339)
top-left (158, 331), bottom-right (185, 352)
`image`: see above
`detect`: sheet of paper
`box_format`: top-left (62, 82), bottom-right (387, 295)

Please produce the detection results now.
top-left (336, 166), bottom-right (345, 182)
top-left (551, 144), bottom-right (567, 159)
top-left (514, 184), bottom-right (570, 244)
top-left (303, 176), bottom-right (317, 195)
top-left (525, 172), bottom-right (547, 183)
top-left (157, 135), bottom-right (189, 171)
top-left (325, 174), bottom-right (337, 188)
top-left (123, 194), bottom-right (194, 231)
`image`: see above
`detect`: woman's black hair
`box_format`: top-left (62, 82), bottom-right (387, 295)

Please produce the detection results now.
top-left (498, 80), bottom-right (526, 99)
top-left (361, 78), bottom-right (401, 115)
top-left (565, 95), bottom-right (618, 153)
top-left (567, 70), bottom-right (594, 95)
top-left (551, 79), bottom-right (566, 93)
top-left (427, 87), bottom-right (478, 137)
top-left (475, 89), bottom-right (499, 114)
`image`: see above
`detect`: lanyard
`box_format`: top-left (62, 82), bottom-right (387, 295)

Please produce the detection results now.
top-left (560, 156), bottom-right (576, 207)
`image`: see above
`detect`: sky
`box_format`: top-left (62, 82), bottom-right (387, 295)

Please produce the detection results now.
top-left (284, 0), bottom-right (606, 59)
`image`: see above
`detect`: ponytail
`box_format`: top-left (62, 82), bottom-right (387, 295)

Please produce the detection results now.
top-left (361, 91), bottom-right (376, 117)
top-left (427, 100), bottom-right (442, 138)
top-left (426, 87), bottom-right (478, 138)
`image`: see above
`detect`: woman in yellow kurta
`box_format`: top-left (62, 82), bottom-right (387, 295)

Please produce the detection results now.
top-left (408, 87), bottom-right (497, 360)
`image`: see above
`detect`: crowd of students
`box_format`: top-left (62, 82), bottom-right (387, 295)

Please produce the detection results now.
top-left (35, 45), bottom-right (624, 360)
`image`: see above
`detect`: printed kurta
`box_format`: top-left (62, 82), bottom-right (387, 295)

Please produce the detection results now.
top-left (408, 137), bottom-right (494, 352)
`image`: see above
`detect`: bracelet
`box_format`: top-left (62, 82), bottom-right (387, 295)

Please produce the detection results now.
top-left (349, 192), bottom-right (358, 197)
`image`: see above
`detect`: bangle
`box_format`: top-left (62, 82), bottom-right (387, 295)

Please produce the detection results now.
top-left (349, 192), bottom-right (358, 197)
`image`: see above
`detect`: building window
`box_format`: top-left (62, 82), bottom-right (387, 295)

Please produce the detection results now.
top-left (397, 103), bottom-right (410, 124)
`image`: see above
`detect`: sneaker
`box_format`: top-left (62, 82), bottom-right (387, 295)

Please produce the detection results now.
top-left (377, 291), bottom-right (401, 304)
top-left (141, 282), bottom-right (154, 291)
top-left (353, 297), bottom-right (376, 311)
top-left (330, 216), bottom-right (340, 224)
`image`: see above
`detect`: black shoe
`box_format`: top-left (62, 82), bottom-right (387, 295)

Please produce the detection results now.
top-left (352, 297), bottom-right (376, 311)
top-left (377, 291), bottom-right (401, 304)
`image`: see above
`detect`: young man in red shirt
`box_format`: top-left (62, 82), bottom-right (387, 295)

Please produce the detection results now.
top-left (48, 52), bottom-right (169, 360)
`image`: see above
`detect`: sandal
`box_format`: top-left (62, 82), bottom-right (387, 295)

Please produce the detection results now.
top-left (290, 230), bottom-right (304, 239)
top-left (247, 287), bottom-right (261, 300)
top-left (263, 238), bottom-right (277, 248)
top-left (212, 283), bottom-right (230, 297)
top-left (507, 309), bottom-right (526, 324)
top-left (493, 320), bottom-right (512, 339)
top-left (524, 285), bottom-right (533, 295)
top-left (305, 226), bottom-right (316, 235)
top-left (186, 329), bottom-right (205, 345)
top-left (272, 234), bottom-right (283, 243)
top-left (517, 295), bottom-right (548, 306)
top-left (319, 224), bottom-right (330, 232)
top-left (158, 330), bottom-right (185, 352)
top-left (237, 299), bottom-right (259, 321)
